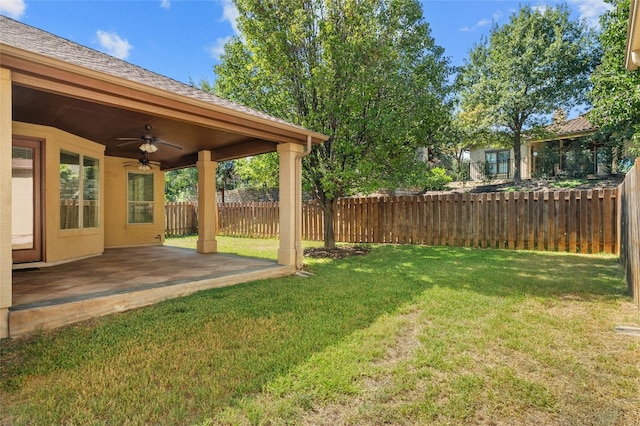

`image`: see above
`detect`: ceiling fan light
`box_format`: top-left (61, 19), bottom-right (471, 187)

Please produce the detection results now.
top-left (139, 142), bottom-right (157, 153)
top-left (138, 163), bottom-right (151, 171)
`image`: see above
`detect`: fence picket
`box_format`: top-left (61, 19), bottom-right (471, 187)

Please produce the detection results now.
top-left (164, 189), bottom-right (618, 255)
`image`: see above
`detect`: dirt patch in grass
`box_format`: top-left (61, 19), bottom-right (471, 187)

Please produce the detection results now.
top-left (304, 245), bottom-right (372, 259)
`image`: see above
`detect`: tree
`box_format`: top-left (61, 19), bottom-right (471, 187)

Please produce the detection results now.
top-left (589, 0), bottom-right (640, 160)
top-left (165, 167), bottom-right (198, 202)
top-left (457, 5), bottom-right (598, 182)
top-left (211, 0), bottom-right (452, 248)
top-left (216, 161), bottom-right (236, 203)
top-left (233, 154), bottom-right (280, 189)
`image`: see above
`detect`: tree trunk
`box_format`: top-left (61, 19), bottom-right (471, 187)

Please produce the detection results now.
top-left (513, 131), bottom-right (522, 183)
top-left (321, 198), bottom-right (337, 249)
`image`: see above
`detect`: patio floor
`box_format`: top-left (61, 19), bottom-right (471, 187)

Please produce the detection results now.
top-left (9, 246), bottom-right (293, 337)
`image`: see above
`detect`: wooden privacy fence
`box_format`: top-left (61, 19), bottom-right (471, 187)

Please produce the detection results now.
top-left (165, 202), bottom-right (198, 236)
top-left (617, 158), bottom-right (640, 308)
top-left (165, 190), bottom-right (618, 254)
top-left (218, 202), bottom-right (280, 238)
top-left (309, 190), bottom-right (617, 253)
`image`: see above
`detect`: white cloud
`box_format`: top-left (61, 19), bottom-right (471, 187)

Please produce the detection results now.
top-left (477, 18), bottom-right (491, 27)
top-left (0, 0), bottom-right (26, 19)
top-left (567, 0), bottom-right (613, 28)
top-left (219, 0), bottom-right (240, 34)
top-left (206, 36), bottom-right (233, 59)
top-left (96, 30), bottom-right (133, 60)
top-left (160, 0), bottom-right (170, 10)
top-left (533, 5), bottom-right (550, 13)
top-left (459, 26), bottom-right (472, 32)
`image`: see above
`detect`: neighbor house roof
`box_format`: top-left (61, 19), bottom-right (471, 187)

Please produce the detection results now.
top-left (0, 15), bottom-right (298, 129)
top-left (545, 115), bottom-right (598, 139)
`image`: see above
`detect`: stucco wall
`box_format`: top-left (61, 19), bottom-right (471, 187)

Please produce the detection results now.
top-left (104, 156), bottom-right (165, 248)
top-left (469, 143), bottom-right (531, 180)
top-left (12, 122), bottom-right (105, 263)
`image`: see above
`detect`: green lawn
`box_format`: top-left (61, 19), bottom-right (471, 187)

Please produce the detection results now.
top-left (1, 237), bottom-right (638, 425)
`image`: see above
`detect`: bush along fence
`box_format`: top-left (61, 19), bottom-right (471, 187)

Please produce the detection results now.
top-left (617, 158), bottom-right (640, 307)
top-left (166, 189), bottom-right (618, 254)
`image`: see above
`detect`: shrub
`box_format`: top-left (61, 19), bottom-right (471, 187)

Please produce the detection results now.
top-left (423, 167), bottom-right (453, 191)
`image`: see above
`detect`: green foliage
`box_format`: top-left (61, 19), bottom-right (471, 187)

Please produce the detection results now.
top-left (422, 166), bottom-right (453, 191)
top-left (457, 4), bottom-right (599, 181)
top-left (562, 141), bottom-right (595, 178)
top-left (533, 142), bottom-right (560, 179)
top-left (233, 153), bottom-right (280, 189)
top-left (589, 0), bottom-right (640, 157)
top-left (164, 167), bottom-right (198, 202)
top-left (211, 0), bottom-right (453, 246)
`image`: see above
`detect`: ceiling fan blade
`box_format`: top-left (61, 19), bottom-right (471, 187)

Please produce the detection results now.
top-left (116, 140), bottom-right (141, 147)
top-left (155, 139), bottom-right (183, 150)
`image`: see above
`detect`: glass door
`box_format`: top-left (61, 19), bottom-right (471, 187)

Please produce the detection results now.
top-left (12, 138), bottom-right (42, 263)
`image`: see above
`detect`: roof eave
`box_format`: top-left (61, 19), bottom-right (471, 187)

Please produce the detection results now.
top-left (626, 0), bottom-right (640, 71)
top-left (0, 43), bottom-right (328, 144)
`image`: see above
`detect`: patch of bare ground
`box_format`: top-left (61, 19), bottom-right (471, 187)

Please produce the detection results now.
top-left (304, 245), bottom-right (372, 259)
top-left (299, 310), bottom-right (425, 426)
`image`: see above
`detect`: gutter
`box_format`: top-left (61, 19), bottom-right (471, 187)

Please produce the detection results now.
top-left (294, 135), bottom-right (313, 270)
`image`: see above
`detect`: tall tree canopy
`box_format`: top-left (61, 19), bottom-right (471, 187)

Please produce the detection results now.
top-left (457, 4), bottom-right (598, 182)
top-left (211, 0), bottom-right (452, 248)
top-left (589, 0), bottom-right (640, 158)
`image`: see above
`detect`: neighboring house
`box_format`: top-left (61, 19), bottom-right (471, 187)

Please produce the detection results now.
top-left (0, 16), bottom-right (327, 337)
top-left (626, 0), bottom-right (639, 71)
top-left (468, 113), bottom-right (600, 181)
top-left (468, 139), bottom-right (531, 182)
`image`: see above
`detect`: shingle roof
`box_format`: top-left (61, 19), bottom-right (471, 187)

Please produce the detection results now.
top-left (0, 15), bottom-right (300, 129)
top-left (546, 114), bottom-right (598, 137)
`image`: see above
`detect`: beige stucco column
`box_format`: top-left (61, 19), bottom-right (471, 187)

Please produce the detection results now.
top-left (278, 143), bottom-right (304, 267)
top-left (197, 150), bottom-right (218, 254)
top-left (0, 68), bottom-right (13, 338)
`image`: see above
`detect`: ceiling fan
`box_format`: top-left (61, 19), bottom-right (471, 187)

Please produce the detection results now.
top-left (123, 151), bottom-right (154, 170)
top-left (116, 125), bottom-right (182, 153)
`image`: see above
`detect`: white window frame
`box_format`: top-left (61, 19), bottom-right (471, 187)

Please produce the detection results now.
top-left (59, 150), bottom-right (100, 230)
top-left (127, 171), bottom-right (155, 225)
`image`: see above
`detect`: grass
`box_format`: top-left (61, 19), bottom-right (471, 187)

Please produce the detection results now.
top-left (1, 237), bottom-right (639, 425)
top-left (551, 178), bottom-right (589, 189)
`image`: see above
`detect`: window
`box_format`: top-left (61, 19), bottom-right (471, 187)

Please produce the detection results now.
top-left (60, 150), bottom-right (99, 229)
top-left (128, 172), bottom-right (154, 224)
top-left (485, 150), bottom-right (510, 178)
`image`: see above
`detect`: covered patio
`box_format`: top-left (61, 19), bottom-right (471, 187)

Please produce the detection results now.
top-left (0, 16), bottom-right (327, 338)
top-left (10, 246), bottom-right (289, 337)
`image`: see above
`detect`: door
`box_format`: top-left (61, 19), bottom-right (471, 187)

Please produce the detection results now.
top-left (12, 138), bottom-right (43, 263)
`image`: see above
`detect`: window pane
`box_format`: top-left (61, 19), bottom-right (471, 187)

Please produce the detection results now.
top-left (128, 202), bottom-right (154, 224)
top-left (12, 146), bottom-right (34, 249)
top-left (83, 156), bottom-right (99, 227)
top-left (128, 173), bottom-right (154, 223)
top-left (498, 151), bottom-right (510, 162)
top-left (128, 173), bottom-right (154, 202)
top-left (60, 151), bottom-right (80, 229)
top-left (485, 152), bottom-right (497, 175)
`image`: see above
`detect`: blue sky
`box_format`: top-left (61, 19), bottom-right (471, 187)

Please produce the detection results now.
top-left (2, 0), bottom-right (611, 91)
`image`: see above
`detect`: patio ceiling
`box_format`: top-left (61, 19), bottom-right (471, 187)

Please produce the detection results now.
top-left (1, 16), bottom-right (327, 170)
top-left (10, 83), bottom-right (282, 170)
